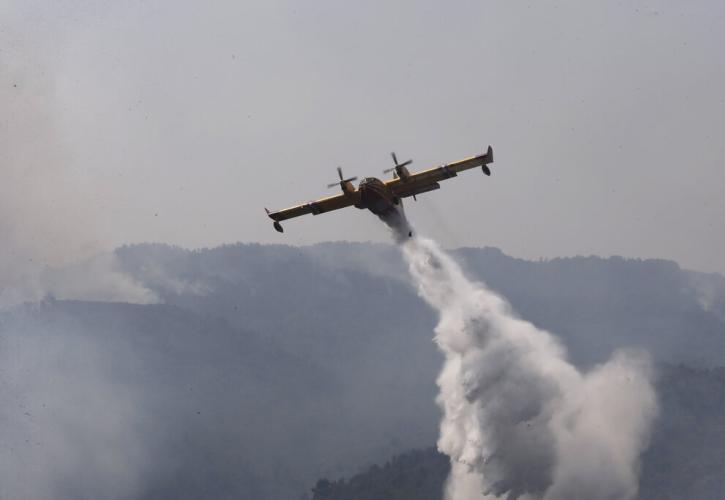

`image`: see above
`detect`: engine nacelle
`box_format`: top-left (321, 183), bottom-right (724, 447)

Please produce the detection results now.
top-left (397, 165), bottom-right (411, 179)
top-left (341, 180), bottom-right (356, 195)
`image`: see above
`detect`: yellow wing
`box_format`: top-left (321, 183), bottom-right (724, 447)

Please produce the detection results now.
top-left (266, 192), bottom-right (357, 222)
top-left (386, 146), bottom-right (494, 199)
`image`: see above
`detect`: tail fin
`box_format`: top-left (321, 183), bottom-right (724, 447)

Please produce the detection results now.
top-left (484, 145), bottom-right (493, 163)
top-left (481, 146), bottom-right (493, 175)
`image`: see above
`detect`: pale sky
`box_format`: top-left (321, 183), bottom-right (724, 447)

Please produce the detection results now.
top-left (3, 1), bottom-right (725, 273)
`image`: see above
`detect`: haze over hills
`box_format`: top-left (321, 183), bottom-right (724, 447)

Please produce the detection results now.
top-left (1, 242), bottom-right (724, 499)
top-left (4, 2), bottom-right (724, 498)
top-left (117, 241), bottom-right (725, 369)
top-left (310, 365), bottom-right (725, 500)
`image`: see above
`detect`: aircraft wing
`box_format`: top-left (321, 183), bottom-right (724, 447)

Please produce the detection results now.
top-left (386, 146), bottom-right (494, 199)
top-left (266, 192), bottom-right (356, 222)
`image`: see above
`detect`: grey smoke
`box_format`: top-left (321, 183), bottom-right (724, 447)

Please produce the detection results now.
top-left (0, 19), bottom-right (156, 309)
top-left (400, 235), bottom-right (658, 499)
top-left (0, 319), bottom-right (148, 499)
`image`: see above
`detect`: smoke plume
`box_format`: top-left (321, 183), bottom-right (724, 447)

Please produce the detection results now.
top-left (0, 13), bottom-right (156, 309)
top-left (399, 235), bottom-right (657, 500)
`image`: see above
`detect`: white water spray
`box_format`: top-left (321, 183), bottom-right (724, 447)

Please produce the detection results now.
top-left (399, 236), bottom-right (657, 500)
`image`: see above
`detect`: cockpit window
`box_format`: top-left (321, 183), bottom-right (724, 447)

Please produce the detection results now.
top-left (360, 177), bottom-right (383, 186)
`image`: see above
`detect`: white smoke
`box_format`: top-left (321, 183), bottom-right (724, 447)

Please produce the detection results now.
top-left (0, 13), bottom-right (157, 309)
top-left (400, 236), bottom-right (657, 500)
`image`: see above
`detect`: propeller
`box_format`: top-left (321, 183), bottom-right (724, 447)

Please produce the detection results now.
top-left (327, 167), bottom-right (357, 188)
top-left (385, 152), bottom-right (416, 200)
top-left (383, 152), bottom-right (412, 174)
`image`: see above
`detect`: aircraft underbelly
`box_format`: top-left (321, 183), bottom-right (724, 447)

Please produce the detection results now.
top-left (359, 184), bottom-right (396, 216)
top-left (368, 198), bottom-right (396, 215)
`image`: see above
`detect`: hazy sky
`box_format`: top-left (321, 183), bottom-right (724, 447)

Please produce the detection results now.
top-left (3, 1), bottom-right (724, 273)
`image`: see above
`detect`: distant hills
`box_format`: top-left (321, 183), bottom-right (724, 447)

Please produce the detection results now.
top-left (1, 242), bottom-right (723, 499)
top-left (116, 242), bottom-right (725, 368)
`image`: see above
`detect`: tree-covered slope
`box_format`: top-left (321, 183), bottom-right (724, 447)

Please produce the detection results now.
top-left (311, 364), bottom-right (725, 500)
top-left (1, 242), bottom-right (723, 499)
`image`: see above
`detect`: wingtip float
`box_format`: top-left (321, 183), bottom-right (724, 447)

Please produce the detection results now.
top-left (265, 145), bottom-right (494, 235)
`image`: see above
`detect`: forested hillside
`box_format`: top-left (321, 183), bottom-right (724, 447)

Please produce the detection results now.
top-left (1, 242), bottom-right (723, 499)
top-left (311, 365), bottom-right (725, 500)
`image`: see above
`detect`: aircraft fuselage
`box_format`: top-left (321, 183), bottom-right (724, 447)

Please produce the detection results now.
top-left (355, 177), bottom-right (411, 238)
top-left (355, 177), bottom-right (400, 216)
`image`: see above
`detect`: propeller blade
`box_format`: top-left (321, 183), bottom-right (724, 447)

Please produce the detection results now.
top-left (383, 167), bottom-right (395, 174)
top-left (337, 167), bottom-right (343, 180)
top-left (391, 152), bottom-right (398, 165)
top-left (328, 176), bottom-right (357, 189)
top-left (398, 159), bottom-right (412, 168)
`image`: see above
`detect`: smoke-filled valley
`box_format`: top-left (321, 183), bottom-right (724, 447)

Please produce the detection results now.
top-left (2, 241), bottom-right (725, 499)
top-left (4, 3), bottom-right (725, 498)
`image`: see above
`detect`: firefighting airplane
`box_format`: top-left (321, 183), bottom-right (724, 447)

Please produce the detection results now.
top-left (265, 146), bottom-right (494, 234)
